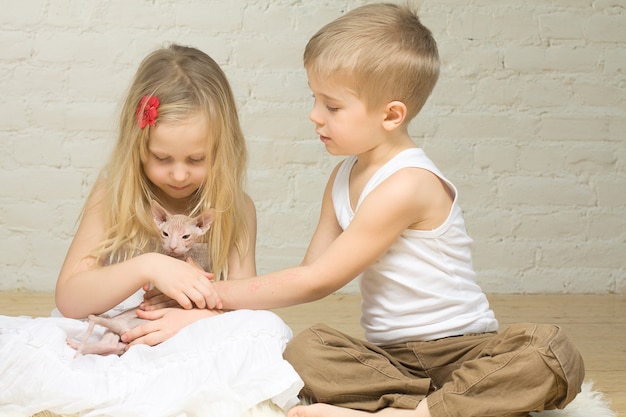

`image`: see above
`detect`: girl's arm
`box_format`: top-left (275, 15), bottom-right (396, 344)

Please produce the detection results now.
top-left (55, 182), bottom-right (218, 318)
top-left (212, 165), bottom-right (451, 310)
top-left (225, 193), bottom-right (257, 280)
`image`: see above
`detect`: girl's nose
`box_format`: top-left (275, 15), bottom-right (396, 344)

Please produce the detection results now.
top-left (171, 164), bottom-right (189, 182)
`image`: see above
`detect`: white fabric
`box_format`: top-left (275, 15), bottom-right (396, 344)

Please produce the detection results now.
top-left (0, 304), bottom-right (303, 417)
top-left (332, 148), bottom-right (498, 344)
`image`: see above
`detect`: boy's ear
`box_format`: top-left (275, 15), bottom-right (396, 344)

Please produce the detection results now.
top-left (382, 101), bottom-right (407, 131)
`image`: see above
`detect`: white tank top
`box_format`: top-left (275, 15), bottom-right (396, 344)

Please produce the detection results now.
top-left (332, 148), bottom-right (498, 344)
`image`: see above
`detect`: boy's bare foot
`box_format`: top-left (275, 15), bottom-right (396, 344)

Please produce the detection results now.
top-left (287, 398), bottom-right (431, 417)
top-left (288, 403), bottom-right (367, 417)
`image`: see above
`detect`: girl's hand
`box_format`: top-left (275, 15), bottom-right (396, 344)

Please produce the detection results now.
top-left (142, 257), bottom-right (216, 310)
top-left (121, 308), bottom-right (222, 347)
top-left (140, 286), bottom-right (180, 310)
top-left (147, 255), bottom-right (222, 310)
top-left (184, 256), bottom-right (205, 271)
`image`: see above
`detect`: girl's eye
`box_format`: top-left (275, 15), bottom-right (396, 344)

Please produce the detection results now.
top-left (326, 105), bottom-right (339, 112)
top-left (153, 154), bottom-right (170, 162)
top-left (188, 157), bottom-right (205, 164)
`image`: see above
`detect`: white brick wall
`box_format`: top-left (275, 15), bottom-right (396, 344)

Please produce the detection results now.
top-left (1, 0), bottom-right (624, 294)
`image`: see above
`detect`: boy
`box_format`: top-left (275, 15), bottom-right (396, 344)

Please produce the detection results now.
top-left (135, 3), bottom-right (585, 416)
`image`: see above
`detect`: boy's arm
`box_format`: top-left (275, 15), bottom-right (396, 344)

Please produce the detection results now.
top-left (212, 166), bottom-right (451, 310)
top-left (301, 165), bottom-right (343, 266)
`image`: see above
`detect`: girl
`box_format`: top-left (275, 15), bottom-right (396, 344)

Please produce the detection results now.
top-left (55, 43), bottom-right (255, 324)
top-left (0, 44), bottom-right (302, 417)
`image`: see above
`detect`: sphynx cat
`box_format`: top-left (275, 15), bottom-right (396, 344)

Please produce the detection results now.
top-left (66, 200), bottom-right (215, 357)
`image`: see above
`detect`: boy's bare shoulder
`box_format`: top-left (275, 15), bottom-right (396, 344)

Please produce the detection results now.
top-left (383, 166), bottom-right (449, 198)
top-left (363, 167), bottom-right (453, 230)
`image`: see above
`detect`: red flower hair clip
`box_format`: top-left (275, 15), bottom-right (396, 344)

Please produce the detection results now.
top-left (136, 95), bottom-right (160, 129)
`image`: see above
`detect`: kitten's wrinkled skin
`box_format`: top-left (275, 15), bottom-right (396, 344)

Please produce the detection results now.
top-left (67, 200), bottom-right (214, 357)
top-left (66, 310), bottom-right (144, 356)
top-left (151, 199), bottom-right (215, 259)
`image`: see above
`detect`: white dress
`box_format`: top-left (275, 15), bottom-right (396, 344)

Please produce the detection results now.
top-left (0, 268), bottom-right (303, 417)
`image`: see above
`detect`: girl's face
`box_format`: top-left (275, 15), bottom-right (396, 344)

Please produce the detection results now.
top-left (143, 112), bottom-right (209, 210)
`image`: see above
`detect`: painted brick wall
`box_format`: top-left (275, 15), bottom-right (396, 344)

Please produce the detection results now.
top-left (1, 0), bottom-right (624, 293)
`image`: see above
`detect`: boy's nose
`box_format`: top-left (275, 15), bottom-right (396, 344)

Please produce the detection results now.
top-left (309, 107), bottom-right (322, 126)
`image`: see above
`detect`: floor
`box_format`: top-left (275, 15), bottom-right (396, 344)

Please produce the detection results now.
top-left (1, 292), bottom-right (624, 415)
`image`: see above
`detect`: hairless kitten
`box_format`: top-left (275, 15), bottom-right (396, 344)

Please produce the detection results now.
top-left (67, 200), bottom-right (215, 357)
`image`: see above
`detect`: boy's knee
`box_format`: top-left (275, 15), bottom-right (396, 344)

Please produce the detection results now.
top-left (533, 324), bottom-right (585, 407)
top-left (284, 324), bottom-right (327, 366)
top-left (284, 332), bottom-right (306, 365)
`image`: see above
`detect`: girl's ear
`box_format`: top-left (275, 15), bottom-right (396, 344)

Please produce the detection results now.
top-left (382, 101), bottom-right (407, 131)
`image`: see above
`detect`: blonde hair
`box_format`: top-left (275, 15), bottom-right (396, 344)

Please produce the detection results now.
top-left (91, 43), bottom-right (248, 280)
top-left (304, 3), bottom-right (440, 121)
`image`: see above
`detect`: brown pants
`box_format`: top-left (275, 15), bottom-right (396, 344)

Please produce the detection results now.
top-left (283, 323), bottom-right (585, 417)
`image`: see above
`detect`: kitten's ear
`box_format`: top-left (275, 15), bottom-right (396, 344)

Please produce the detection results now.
top-left (150, 199), bottom-right (169, 226)
top-left (195, 208), bottom-right (215, 235)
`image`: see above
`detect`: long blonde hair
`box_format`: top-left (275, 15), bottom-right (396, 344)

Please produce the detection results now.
top-left (91, 43), bottom-right (248, 280)
top-left (304, 3), bottom-right (440, 122)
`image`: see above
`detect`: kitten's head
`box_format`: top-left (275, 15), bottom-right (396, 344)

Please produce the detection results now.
top-left (150, 199), bottom-right (215, 259)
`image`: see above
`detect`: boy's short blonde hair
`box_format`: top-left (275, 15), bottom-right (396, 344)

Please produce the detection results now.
top-left (304, 3), bottom-right (439, 122)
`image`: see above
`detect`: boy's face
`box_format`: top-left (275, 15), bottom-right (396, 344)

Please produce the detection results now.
top-left (307, 72), bottom-right (387, 156)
